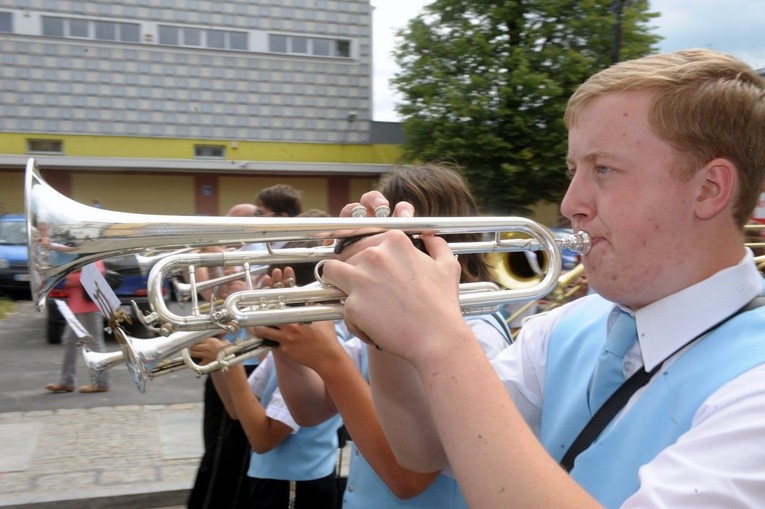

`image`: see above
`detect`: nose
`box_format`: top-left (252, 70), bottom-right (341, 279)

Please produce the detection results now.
top-left (559, 172), bottom-right (592, 224)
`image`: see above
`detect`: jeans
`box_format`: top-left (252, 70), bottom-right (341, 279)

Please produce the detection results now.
top-left (59, 311), bottom-right (108, 387)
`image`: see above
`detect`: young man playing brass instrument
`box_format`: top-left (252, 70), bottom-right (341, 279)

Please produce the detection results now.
top-left (320, 49), bottom-right (765, 507)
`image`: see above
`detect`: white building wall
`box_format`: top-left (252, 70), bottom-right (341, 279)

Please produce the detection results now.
top-left (0, 0), bottom-right (373, 143)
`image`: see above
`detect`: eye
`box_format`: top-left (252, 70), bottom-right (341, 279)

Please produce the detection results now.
top-left (595, 165), bottom-right (614, 175)
top-left (566, 166), bottom-right (576, 179)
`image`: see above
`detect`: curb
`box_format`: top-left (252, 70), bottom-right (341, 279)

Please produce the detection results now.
top-left (0, 488), bottom-right (189, 509)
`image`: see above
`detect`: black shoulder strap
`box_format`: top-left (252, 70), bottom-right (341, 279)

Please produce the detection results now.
top-left (560, 295), bottom-right (765, 472)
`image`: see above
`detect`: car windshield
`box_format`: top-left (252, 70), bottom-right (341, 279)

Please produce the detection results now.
top-left (0, 220), bottom-right (27, 245)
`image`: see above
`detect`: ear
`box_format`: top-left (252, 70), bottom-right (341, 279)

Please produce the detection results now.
top-left (694, 158), bottom-right (737, 220)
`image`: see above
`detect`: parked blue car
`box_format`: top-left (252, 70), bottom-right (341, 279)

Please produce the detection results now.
top-left (0, 214), bottom-right (31, 296)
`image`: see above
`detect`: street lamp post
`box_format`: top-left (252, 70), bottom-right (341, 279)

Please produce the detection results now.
top-left (611, 0), bottom-right (627, 64)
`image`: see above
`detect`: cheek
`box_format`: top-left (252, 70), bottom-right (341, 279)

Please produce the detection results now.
top-left (621, 203), bottom-right (688, 279)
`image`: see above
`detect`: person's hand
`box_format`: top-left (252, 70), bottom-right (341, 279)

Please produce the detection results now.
top-left (339, 190), bottom-right (414, 219)
top-left (323, 193), bottom-right (464, 362)
top-left (219, 277), bottom-right (249, 296)
top-left (199, 246), bottom-right (224, 254)
top-left (188, 336), bottom-right (228, 365)
top-left (251, 266), bottom-right (346, 373)
top-left (251, 320), bottom-right (342, 375)
top-left (259, 267), bottom-right (295, 289)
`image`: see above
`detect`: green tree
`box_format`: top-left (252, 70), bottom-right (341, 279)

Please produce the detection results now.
top-left (392, 0), bottom-right (660, 216)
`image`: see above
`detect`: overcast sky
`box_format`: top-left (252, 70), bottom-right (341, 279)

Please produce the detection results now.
top-left (370, 0), bottom-right (765, 121)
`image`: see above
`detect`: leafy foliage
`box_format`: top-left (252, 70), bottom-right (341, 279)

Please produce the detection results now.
top-left (392, 0), bottom-right (660, 215)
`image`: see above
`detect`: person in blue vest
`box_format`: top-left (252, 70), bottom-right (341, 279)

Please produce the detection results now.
top-left (318, 49), bottom-right (765, 507)
top-left (189, 217), bottom-right (343, 509)
top-left (188, 202), bottom-right (261, 509)
top-left (254, 164), bottom-right (513, 508)
top-left (190, 332), bottom-right (343, 509)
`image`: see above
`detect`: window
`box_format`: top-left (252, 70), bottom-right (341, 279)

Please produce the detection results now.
top-left (42, 16), bottom-right (139, 43)
top-left (314, 38), bottom-right (351, 57)
top-left (194, 145), bottom-right (225, 158)
top-left (69, 18), bottom-right (88, 38)
top-left (313, 38), bottom-right (330, 56)
top-left (27, 139), bottom-right (63, 153)
top-left (292, 37), bottom-right (308, 54)
top-left (229, 31), bottom-right (247, 50)
top-left (94, 20), bottom-right (115, 40)
top-left (158, 25), bottom-right (179, 45)
top-left (269, 34), bottom-right (288, 53)
top-left (34, 15), bottom-right (348, 58)
top-left (335, 40), bottom-right (350, 58)
top-left (183, 28), bottom-right (201, 46)
top-left (207, 29), bottom-right (225, 49)
top-left (160, 25), bottom-right (247, 50)
top-left (42, 16), bottom-right (65, 37)
top-left (269, 34), bottom-right (351, 58)
top-left (120, 23), bottom-right (140, 42)
top-left (0, 11), bottom-right (12, 33)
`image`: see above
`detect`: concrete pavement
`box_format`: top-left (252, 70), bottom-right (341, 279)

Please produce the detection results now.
top-left (0, 403), bottom-right (202, 508)
top-left (0, 299), bottom-right (351, 508)
top-left (0, 299), bottom-right (204, 508)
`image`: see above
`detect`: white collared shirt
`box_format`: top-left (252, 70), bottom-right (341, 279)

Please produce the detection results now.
top-left (491, 250), bottom-right (765, 507)
top-left (249, 352), bottom-right (300, 433)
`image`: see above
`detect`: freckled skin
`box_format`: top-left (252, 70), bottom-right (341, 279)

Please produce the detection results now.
top-left (561, 91), bottom-right (701, 309)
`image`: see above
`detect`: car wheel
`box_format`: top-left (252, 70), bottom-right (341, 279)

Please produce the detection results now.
top-left (46, 301), bottom-right (65, 344)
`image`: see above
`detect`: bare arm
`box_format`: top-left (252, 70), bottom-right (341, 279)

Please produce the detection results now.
top-left (223, 364), bottom-right (293, 454)
top-left (189, 337), bottom-right (238, 418)
top-left (316, 344), bottom-right (441, 499)
top-left (368, 349), bottom-right (449, 472)
top-left (210, 370), bottom-right (238, 418)
top-left (257, 323), bottom-right (441, 499)
top-left (413, 320), bottom-right (597, 507)
top-left (257, 321), bottom-right (342, 425)
top-left (323, 229), bottom-right (601, 508)
top-left (272, 350), bottom-right (338, 425)
top-left (189, 338), bottom-right (292, 453)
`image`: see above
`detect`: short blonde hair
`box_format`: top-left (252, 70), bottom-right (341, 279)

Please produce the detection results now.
top-left (565, 49), bottom-right (765, 227)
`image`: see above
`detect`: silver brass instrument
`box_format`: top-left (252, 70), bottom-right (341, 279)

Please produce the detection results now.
top-left (181, 336), bottom-right (274, 376)
top-left (504, 263), bottom-right (587, 339)
top-left (82, 345), bottom-right (189, 388)
top-left (171, 262), bottom-right (270, 302)
top-left (140, 235), bottom-right (589, 333)
top-left (109, 325), bottom-right (222, 392)
top-left (26, 157), bottom-right (591, 336)
top-left (745, 223), bottom-right (765, 251)
top-left (135, 248), bottom-right (195, 275)
top-left (81, 328), bottom-right (271, 391)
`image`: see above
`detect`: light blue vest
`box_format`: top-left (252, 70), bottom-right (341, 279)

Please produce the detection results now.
top-left (340, 311), bottom-right (512, 509)
top-left (540, 294), bottom-right (765, 507)
top-left (222, 328), bottom-right (260, 366)
top-left (247, 367), bottom-right (342, 481)
top-left (343, 447), bottom-right (467, 509)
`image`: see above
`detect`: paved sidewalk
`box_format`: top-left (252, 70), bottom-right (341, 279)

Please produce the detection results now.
top-left (0, 402), bottom-right (203, 509)
top-left (0, 300), bottom-right (351, 508)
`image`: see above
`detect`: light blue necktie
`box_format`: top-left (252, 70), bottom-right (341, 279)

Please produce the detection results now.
top-left (588, 310), bottom-right (638, 413)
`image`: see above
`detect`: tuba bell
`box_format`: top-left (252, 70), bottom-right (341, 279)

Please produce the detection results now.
top-left (487, 232), bottom-right (549, 290)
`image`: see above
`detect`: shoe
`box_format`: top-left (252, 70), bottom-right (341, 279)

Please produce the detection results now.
top-left (46, 383), bottom-right (74, 393)
top-left (79, 384), bottom-right (109, 393)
